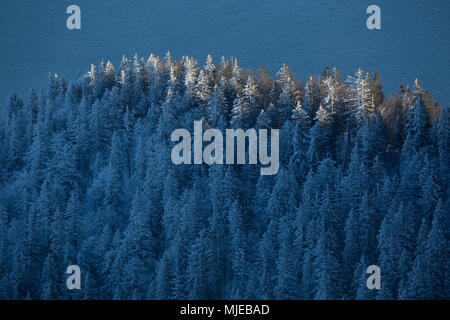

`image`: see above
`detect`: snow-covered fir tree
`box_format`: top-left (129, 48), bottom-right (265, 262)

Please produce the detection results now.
top-left (0, 53), bottom-right (447, 300)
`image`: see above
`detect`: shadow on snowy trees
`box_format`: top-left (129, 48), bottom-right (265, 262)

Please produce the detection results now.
top-left (0, 53), bottom-right (448, 300)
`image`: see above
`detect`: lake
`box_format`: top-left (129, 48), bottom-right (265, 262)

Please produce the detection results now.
top-left (1, 0), bottom-right (449, 110)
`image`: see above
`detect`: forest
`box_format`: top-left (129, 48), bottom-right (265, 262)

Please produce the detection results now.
top-left (0, 53), bottom-right (448, 299)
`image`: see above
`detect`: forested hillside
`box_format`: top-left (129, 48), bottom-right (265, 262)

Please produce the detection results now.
top-left (0, 53), bottom-right (448, 299)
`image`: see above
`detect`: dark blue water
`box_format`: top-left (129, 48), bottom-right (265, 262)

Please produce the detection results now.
top-left (1, 0), bottom-right (449, 108)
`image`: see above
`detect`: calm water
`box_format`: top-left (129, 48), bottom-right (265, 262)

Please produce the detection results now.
top-left (1, 0), bottom-right (449, 108)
